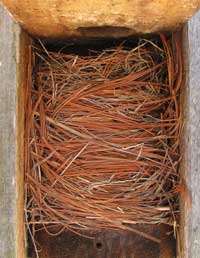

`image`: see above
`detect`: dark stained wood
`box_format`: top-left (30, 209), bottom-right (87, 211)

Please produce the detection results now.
top-left (29, 225), bottom-right (176, 258)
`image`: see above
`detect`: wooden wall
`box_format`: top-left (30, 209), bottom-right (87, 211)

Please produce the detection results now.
top-left (182, 10), bottom-right (200, 258)
top-left (1, 0), bottom-right (200, 39)
top-left (0, 4), bottom-right (29, 258)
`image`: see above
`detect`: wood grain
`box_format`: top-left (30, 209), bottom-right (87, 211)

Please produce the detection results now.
top-left (182, 10), bottom-right (200, 258)
top-left (0, 4), bottom-right (29, 258)
top-left (30, 226), bottom-right (161, 258)
top-left (1, 0), bottom-right (200, 39)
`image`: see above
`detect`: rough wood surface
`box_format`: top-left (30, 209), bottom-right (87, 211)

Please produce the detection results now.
top-left (0, 4), bottom-right (26, 258)
top-left (32, 228), bottom-right (160, 258)
top-left (30, 225), bottom-right (176, 258)
top-left (183, 10), bottom-right (200, 258)
top-left (1, 0), bottom-right (200, 39)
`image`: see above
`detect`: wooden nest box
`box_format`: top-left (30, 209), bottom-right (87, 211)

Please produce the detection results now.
top-left (0, 1), bottom-right (200, 258)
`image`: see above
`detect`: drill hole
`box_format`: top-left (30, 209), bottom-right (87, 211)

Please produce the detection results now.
top-left (96, 242), bottom-right (103, 249)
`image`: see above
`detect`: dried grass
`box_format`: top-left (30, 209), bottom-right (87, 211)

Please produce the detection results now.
top-left (25, 33), bottom-right (182, 248)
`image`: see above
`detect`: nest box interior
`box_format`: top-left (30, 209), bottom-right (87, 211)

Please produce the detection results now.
top-left (0, 6), bottom-right (188, 253)
top-left (18, 30), bottom-right (186, 258)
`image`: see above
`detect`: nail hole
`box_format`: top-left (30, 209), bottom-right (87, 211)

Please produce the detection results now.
top-left (96, 242), bottom-right (103, 249)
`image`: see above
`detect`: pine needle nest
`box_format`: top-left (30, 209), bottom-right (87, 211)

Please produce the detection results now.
top-left (25, 34), bottom-right (183, 244)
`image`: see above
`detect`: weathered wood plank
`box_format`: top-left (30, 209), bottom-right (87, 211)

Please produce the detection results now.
top-left (183, 10), bottom-right (200, 258)
top-left (1, 0), bottom-right (200, 39)
top-left (0, 4), bottom-right (26, 258)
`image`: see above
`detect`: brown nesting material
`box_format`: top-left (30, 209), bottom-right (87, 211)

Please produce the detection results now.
top-left (25, 33), bottom-right (183, 255)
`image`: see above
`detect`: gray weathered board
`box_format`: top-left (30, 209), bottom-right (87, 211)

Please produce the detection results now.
top-left (0, 3), bottom-right (200, 258)
top-left (0, 4), bottom-right (21, 258)
top-left (183, 10), bottom-right (200, 258)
